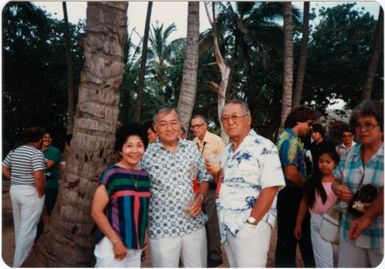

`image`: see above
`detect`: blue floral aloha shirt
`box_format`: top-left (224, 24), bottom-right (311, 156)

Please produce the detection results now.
top-left (217, 130), bottom-right (285, 243)
top-left (141, 139), bottom-right (212, 239)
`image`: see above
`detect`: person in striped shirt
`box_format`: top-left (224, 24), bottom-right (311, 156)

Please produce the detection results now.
top-left (2, 127), bottom-right (46, 267)
top-left (91, 123), bottom-right (150, 267)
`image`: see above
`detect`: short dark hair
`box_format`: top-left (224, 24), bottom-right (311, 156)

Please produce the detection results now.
top-left (284, 105), bottom-right (321, 129)
top-left (115, 123), bottom-right (149, 152)
top-left (191, 114), bottom-right (208, 124)
top-left (22, 127), bottom-right (45, 143)
top-left (143, 120), bottom-right (155, 133)
top-left (340, 127), bottom-right (353, 136)
top-left (350, 100), bottom-right (383, 132)
top-left (311, 123), bottom-right (325, 138)
top-left (152, 104), bottom-right (181, 122)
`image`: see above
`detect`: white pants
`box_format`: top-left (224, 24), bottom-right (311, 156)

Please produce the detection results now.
top-left (310, 212), bottom-right (338, 267)
top-left (94, 236), bottom-right (142, 267)
top-left (10, 185), bottom-right (45, 267)
top-left (149, 227), bottom-right (207, 267)
top-left (223, 221), bottom-right (272, 267)
top-left (337, 229), bottom-right (383, 268)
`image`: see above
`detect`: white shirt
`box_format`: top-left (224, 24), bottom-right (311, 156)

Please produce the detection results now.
top-left (217, 130), bottom-right (285, 243)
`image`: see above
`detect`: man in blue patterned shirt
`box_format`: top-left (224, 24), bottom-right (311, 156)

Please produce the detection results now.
top-left (215, 100), bottom-right (285, 267)
top-left (275, 105), bottom-right (320, 267)
top-left (141, 105), bottom-right (212, 267)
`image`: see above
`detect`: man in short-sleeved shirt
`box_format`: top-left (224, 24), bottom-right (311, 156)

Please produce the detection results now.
top-left (141, 105), bottom-right (212, 268)
top-left (275, 106), bottom-right (320, 267)
top-left (216, 100), bottom-right (285, 267)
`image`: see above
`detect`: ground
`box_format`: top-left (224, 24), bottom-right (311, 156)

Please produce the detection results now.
top-left (2, 189), bottom-right (304, 267)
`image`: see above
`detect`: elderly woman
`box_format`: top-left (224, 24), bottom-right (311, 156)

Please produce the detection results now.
top-left (332, 100), bottom-right (383, 267)
top-left (91, 123), bottom-right (150, 267)
top-left (2, 127), bottom-right (46, 267)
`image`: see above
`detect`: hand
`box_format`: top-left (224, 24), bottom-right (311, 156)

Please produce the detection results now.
top-left (294, 223), bottom-right (302, 240)
top-left (348, 216), bottom-right (373, 241)
top-left (334, 183), bottom-right (353, 203)
top-left (190, 196), bottom-right (203, 217)
top-left (204, 159), bottom-right (220, 175)
top-left (112, 239), bottom-right (127, 260)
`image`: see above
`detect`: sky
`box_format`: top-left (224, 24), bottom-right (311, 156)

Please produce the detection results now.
top-left (32, 1), bottom-right (381, 44)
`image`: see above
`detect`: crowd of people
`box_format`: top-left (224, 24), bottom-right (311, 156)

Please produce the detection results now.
top-left (2, 99), bottom-right (383, 268)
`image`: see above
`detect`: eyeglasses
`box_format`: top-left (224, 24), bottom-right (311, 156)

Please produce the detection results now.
top-left (342, 134), bottom-right (352, 138)
top-left (221, 114), bottom-right (248, 123)
top-left (190, 123), bottom-right (205, 130)
top-left (158, 120), bottom-right (179, 129)
top-left (355, 123), bottom-right (379, 131)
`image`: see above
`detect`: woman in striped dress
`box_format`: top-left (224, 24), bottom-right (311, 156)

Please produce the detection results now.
top-left (91, 123), bottom-right (150, 267)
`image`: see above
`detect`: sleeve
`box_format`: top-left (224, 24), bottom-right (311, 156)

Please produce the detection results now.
top-left (3, 151), bottom-right (13, 167)
top-left (279, 139), bottom-right (298, 167)
top-left (32, 151), bottom-right (46, 171)
top-left (98, 167), bottom-right (114, 196)
top-left (45, 147), bottom-right (61, 163)
top-left (333, 153), bottom-right (346, 182)
top-left (260, 143), bottom-right (286, 189)
top-left (195, 146), bottom-right (213, 183)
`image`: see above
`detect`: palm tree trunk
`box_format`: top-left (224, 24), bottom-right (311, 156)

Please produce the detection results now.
top-left (361, 7), bottom-right (383, 101)
top-left (177, 2), bottom-right (200, 130)
top-left (280, 2), bottom-right (294, 131)
top-left (292, 1), bottom-right (310, 108)
top-left (133, 1), bottom-right (153, 121)
top-left (23, 2), bottom-right (128, 266)
top-left (63, 2), bottom-right (75, 135)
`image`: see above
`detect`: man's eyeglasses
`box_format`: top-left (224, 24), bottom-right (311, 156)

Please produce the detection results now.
top-left (221, 114), bottom-right (248, 123)
top-left (158, 121), bottom-right (179, 129)
top-left (355, 123), bottom-right (379, 131)
top-left (190, 123), bottom-right (205, 130)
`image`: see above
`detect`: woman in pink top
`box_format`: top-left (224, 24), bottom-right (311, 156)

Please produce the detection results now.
top-left (294, 147), bottom-right (339, 267)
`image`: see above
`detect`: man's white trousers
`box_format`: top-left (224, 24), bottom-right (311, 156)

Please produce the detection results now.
top-left (10, 185), bottom-right (44, 267)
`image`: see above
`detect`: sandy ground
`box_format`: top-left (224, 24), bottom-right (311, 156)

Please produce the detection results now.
top-left (2, 190), bottom-right (304, 267)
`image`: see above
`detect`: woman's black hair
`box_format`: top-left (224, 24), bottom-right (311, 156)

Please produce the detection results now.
top-left (115, 123), bottom-right (149, 152)
top-left (311, 123), bottom-right (325, 138)
top-left (304, 146), bottom-right (340, 208)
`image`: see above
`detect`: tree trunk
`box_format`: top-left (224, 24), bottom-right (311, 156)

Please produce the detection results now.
top-left (63, 2), bottom-right (75, 135)
top-left (279, 2), bottom-right (294, 131)
top-left (177, 2), bottom-right (200, 130)
top-left (361, 7), bottom-right (383, 101)
top-left (292, 1), bottom-right (310, 108)
top-left (23, 2), bottom-right (128, 266)
top-left (204, 2), bottom-right (230, 142)
top-left (133, 1), bottom-right (153, 121)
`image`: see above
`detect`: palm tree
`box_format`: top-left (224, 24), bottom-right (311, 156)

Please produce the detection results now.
top-left (292, 1), bottom-right (310, 107)
top-left (177, 1), bottom-right (200, 129)
top-left (133, 1), bottom-right (153, 121)
top-left (361, 7), bottom-right (383, 101)
top-left (23, 2), bottom-right (128, 266)
top-left (280, 2), bottom-right (294, 131)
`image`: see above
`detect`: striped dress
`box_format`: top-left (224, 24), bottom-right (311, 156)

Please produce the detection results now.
top-left (95, 165), bottom-right (150, 250)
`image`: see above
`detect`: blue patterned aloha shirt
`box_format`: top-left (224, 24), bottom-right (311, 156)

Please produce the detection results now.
top-left (141, 139), bottom-right (212, 239)
top-left (276, 128), bottom-right (307, 179)
top-left (217, 130), bottom-right (285, 243)
top-left (334, 143), bottom-right (384, 249)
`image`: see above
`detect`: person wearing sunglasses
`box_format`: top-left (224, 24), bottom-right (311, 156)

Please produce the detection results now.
top-left (332, 100), bottom-right (383, 267)
top-left (275, 105), bottom-right (321, 267)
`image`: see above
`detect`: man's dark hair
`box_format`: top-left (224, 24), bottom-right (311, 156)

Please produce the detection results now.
top-left (349, 100), bottom-right (384, 132)
top-left (191, 114), bottom-right (208, 124)
top-left (143, 120), bottom-right (155, 133)
top-left (311, 123), bottom-right (325, 138)
top-left (22, 127), bottom-right (45, 143)
top-left (284, 105), bottom-right (321, 129)
top-left (340, 127), bottom-right (354, 136)
top-left (115, 123), bottom-right (149, 152)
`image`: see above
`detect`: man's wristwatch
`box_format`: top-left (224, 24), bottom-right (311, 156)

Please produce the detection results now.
top-left (247, 216), bottom-right (258, 225)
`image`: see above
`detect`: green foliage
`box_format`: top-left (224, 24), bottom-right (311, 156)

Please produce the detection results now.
top-left (2, 2), bottom-right (85, 154)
